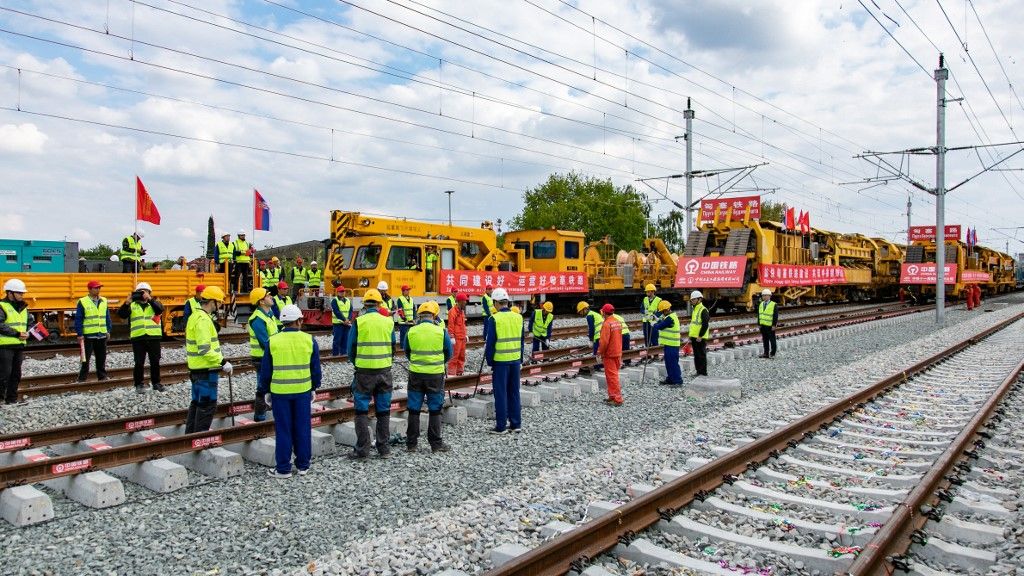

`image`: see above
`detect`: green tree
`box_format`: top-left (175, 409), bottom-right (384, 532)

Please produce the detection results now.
top-left (79, 243), bottom-right (117, 260)
top-left (206, 216), bottom-right (216, 260)
top-left (511, 172), bottom-right (648, 251)
top-left (650, 209), bottom-right (686, 253)
top-left (761, 200), bottom-right (785, 222)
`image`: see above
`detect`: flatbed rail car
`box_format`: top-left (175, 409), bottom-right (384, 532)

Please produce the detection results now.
top-left (0, 270), bottom-right (229, 339)
top-left (905, 239), bottom-right (1017, 300)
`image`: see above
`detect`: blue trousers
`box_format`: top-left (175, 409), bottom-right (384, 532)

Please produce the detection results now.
top-left (407, 389), bottom-right (444, 412)
top-left (331, 325), bottom-right (350, 356)
top-left (663, 345), bottom-right (682, 384)
top-left (592, 340), bottom-right (599, 355)
top-left (531, 336), bottom-right (549, 354)
top-left (272, 391), bottom-right (312, 474)
top-left (353, 388), bottom-right (393, 413)
top-left (396, 324), bottom-right (410, 347)
top-left (491, 362), bottom-right (522, 431)
top-left (190, 371), bottom-right (219, 403)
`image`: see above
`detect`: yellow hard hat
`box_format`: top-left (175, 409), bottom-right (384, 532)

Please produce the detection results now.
top-left (417, 301), bottom-right (440, 316)
top-left (576, 301), bottom-right (589, 313)
top-left (249, 287), bottom-right (268, 305)
top-left (511, 305), bottom-right (521, 314)
top-left (645, 283), bottom-right (656, 292)
top-left (271, 256), bottom-right (280, 263)
top-left (363, 289), bottom-right (382, 303)
top-left (542, 301), bottom-right (553, 312)
top-left (201, 286), bottom-right (226, 302)
top-left (657, 300), bottom-right (672, 312)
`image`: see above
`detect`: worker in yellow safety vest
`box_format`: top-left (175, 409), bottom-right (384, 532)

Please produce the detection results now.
top-left (184, 286), bottom-right (232, 433)
top-left (652, 300), bottom-right (682, 386)
top-left (688, 291), bottom-right (709, 377)
top-left (402, 300), bottom-right (453, 453)
top-left (233, 230), bottom-right (253, 292)
top-left (248, 287), bottom-right (279, 421)
top-left (577, 301), bottom-right (603, 356)
top-left (0, 279), bottom-right (29, 404)
top-left (119, 231), bottom-right (145, 273)
top-left (757, 289), bottom-right (778, 359)
top-left (346, 289), bottom-right (396, 459)
top-left (641, 284), bottom-right (662, 347)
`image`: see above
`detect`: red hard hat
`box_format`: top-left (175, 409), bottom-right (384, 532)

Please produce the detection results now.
top-left (259, 260), bottom-right (266, 266)
top-left (401, 284), bottom-right (410, 291)
top-left (600, 303), bottom-right (615, 314)
top-left (278, 281), bottom-right (288, 290)
top-left (195, 284), bottom-right (206, 293)
top-left (336, 284), bottom-right (347, 292)
top-left (87, 280), bottom-right (103, 289)
top-left (456, 293), bottom-right (469, 302)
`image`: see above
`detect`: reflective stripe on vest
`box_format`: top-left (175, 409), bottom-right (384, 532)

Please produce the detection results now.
top-left (397, 296), bottom-right (415, 323)
top-left (354, 312), bottom-right (394, 369)
top-left (234, 240), bottom-right (251, 263)
top-left (407, 321), bottom-right (445, 375)
top-left (268, 331), bottom-right (314, 394)
top-left (492, 311), bottom-right (523, 363)
top-left (689, 302), bottom-right (707, 338)
top-left (291, 267), bottom-right (307, 284)
top-left (331, 297), bottom-right (351, 324)
top-left (612, 314), bottom-right (629, 335)
top-left (120, 235), bottom-right (142, 262)
top-left (248, 308), bottom-right (279, 358)
top-left (78, 296), bottom-right (108, 335)
top-left (130, 302), bottom-right (162, 339)
top-left (216, 241), bottom-right (233, 263)
top-left (642, 296), bottom-right (662, 322)
top-left (261, 268), bottom-right (281, 287)
top-left (759, 301), bottom-right (776, 326)
top-left (273, 296), bottom-right (292, 326)
top-left (658, 312), bottom-right (681, 347)
top-left (306, 269), bottom-right (322, 287)
top-left (587, 310), bottom-right (603, 341)
top-left (0, 301), bottom-right (27, 347)
top-left (531, 309), bottom-right (553, 338)
top-left (185, 311), bottom-right (222, 369)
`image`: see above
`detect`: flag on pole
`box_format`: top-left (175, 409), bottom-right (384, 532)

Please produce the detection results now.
top-left (136, 177), bottom-right (161, 225)
top-left (799, 210), bottom-right (810, 235)
top-left (254, 189), bottom-right (271, 231)
top-left (785, 207), bottom-right (795, 230)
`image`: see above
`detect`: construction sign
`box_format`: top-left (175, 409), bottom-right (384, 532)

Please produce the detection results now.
top-left (674, 256), bottom-right (746, 288)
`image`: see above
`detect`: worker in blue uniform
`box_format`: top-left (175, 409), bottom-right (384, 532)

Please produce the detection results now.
top-left (652, 300), bottom-right (683, 386)
top-left (483, 288), bottom-right (525, 434)
top-left (182, 284), bottom-right (204, 325)
top-left (248, 288), bottom-right (278, 421)
top-left (330, 281), bottom-right (353, 356)
top-left (402, 301), bottom-right (453, 453)
top-left (577, 301), bottom-right (602, 356)
top-left (258, 304), bottom-right (322, 478)
top-left (528, 301), bottom-right (554, 355)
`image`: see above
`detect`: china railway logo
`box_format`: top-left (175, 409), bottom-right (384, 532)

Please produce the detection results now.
top-left (52, 458), bottom-right (92, 475)
top-left (684, 259), bottom-right (699, 274)
top-left (906, 265), bottom-right (919, 276)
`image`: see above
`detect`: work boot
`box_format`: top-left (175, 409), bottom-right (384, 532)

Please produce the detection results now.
top-left (427, 411), bottom-right (444, 449)
top-left (406, 409), bottom-right (421, 449)
top-left (353, 414), bottom-right (371, 457)
top-left (152, 384), bottom-right (165, 392)
top-left (193, 401), bottom-right (217, 433)
top-left (77, 364), bottom-right (88, 382)
top-left (135, 385), bottom-right (146, 395)
top-left (184, 401), bottom-right (199, 434)
top-left (374, 411), bottom-right (391, 457)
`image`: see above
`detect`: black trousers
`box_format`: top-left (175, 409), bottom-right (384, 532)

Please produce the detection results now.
top-left (131, 338), bottom-right (162, 388)
top-left (233, 263), bottom-right (253, 293)
top-left (78, 337), bottom-right (108, 381)
top-left (0, 347), bottom-right (23, 403)
top-left (122, 260), bottom-right (139, 273)
top-left (759, 325), bottom-right (777, 357)
top-left (691, 339), bottom-right (708, 376)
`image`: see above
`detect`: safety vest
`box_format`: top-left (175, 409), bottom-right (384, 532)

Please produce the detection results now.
top-left (268, 330), bottom-right (314, 394)
top-left (759, 301), bottom-right (776, 327)
top-left (233, 240), bottom-right (251, 263)
top-left (261, 268), bottom-right (281, 288)
top-left (492, 310), bottom-right (523, 363)
top-left (689, 302), bottom-right (708, 338)
top-left (658, 312), bottom-right (681, 347)
top-left (396, 296), bottom-right (415, 324)
top-left (613, 313), bottom-right (629, 335)
top-left (353, 312), bottom-right (394, 369)
top-left (446, 295), bottom-right (456, 310)
top-left (185, 297), bottom-right (200, 317)
top-left (482, 294), bottom-right (494, 316)
top-left (425, 253), bottom-right (437, 269)
top-left (129, 302), bottom-right (162, 339)
top-left (407, 321), bottom-right (445, 375)
top-left (380, 296), bottom-right (393, 313)
top-left (185, 310), bottom-right (222, 370)
top-left (306, 269), bottom-right (322, 288)
top-left (0, 301), bottom-right (27, 347)
top-left (78, 296), bottom-right (108, 336)
top-left (248, 308), bottom-right (279, 358)
top-left (331, 297), bottom-right (351, 325)
top-left (587, 310), bottom-right (603, 341)
top-left (291, 266), bottom-right (308, 285)
top-left (120, 235), bottom-right (142, 262)
top-left (642, 296), bottom-right (662, 323)
top-left (531, 309), bottom-right (553, 338)
top-left (273, 295), bottom-right (293, 327)
top-left (216, 241), bottom-right (234, 264)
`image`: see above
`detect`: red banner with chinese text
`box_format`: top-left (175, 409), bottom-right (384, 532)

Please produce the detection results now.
top-left (960, 270), bottom-right (991, 283)
top-left (700, 195), bottom-right (761, 221)
top-left (758, 264), bottom-right (848, 287)
top-left (439, 270), bottom-right (588, 295)
top-left (900, 263), bottom-right (958, 284)
top-left (674, 256), bottom-right (747, 288)
top-left (909, 225), bottom-right (961, 241)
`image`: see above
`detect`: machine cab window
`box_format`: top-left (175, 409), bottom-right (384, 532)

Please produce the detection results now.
top-left (387, 246), bottom-right (422, 270)
top-left (355, 245), bottom-right (381, 269)
top-left (335, 246), bottom-right (354, 269)
top-left (564, 241), bottom-right (580, 259)
top-left (533, 240), bottom-right (557, 259)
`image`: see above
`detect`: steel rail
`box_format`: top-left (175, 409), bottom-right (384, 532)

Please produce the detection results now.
top-left (482, 311), bottom-right (1024, 576)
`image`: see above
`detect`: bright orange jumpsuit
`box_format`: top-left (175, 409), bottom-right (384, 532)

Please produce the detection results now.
top-left (447, 304), bottom-right (467, 376)
top-left (598, 315), bottom-right (623, 404)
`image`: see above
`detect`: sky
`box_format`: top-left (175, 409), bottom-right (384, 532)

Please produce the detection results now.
top-left (1, 0), bottom-right (1024, 260)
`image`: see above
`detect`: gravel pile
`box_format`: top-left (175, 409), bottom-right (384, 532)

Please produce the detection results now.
top-left (0, 297), bottom-right (1020, 575)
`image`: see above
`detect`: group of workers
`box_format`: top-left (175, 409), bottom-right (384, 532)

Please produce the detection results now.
top-left (964, 284), bottom-right (984, 311)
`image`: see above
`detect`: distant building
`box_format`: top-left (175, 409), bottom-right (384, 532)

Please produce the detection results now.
top-left (0, 239), bottom-right (79, 273)
top-left (254, 240), bottom-right (325, 265)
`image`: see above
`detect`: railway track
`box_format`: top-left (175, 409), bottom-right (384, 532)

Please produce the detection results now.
top-left (481, 312), bottom-right (1024, 576)
top-left (13, 303), bottom-right (916, 400)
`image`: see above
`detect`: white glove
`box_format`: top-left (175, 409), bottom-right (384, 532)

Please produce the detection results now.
top-left (222, 361), bottom-right (234, 375)
top-left (465, 334), bottom-right (470, 343)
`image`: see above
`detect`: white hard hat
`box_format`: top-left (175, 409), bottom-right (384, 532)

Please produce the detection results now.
top-left (109, 255), bottom-right (119, 262)
top-left (492, 288), bottom-right (510, 301)
top-left (3, 279), bottom-right (27, 293)
top-left (136, 231), bottom-right (145, 239)
top-left (761, 289), bottom-right (772, 296)
top-left (238, 229), bottom-right (246, 235)
top-left (221, 231), bottom-right (230, 237)
top-left (135, 282), bottom-right (153, 292)
top-left (376, 281), bottom-right (389, 291)
top-left (690, 290), bottom-right (703, 299)
top-left (309, 261), bottom-right (317, 265)
top-left (279, 304), bottom-right (303, 322)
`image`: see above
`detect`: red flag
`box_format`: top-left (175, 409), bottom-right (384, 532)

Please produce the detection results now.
top-left (785, 207), bottom-right (795, 230)
top-left (136, 177), bottom-right (161, 225)
top-left (799, 210), bottom-right (810, 234)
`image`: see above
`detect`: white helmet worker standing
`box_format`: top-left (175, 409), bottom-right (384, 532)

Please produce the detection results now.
top-left (689, 290), bottom-right (703, 301)
top-left (377, 281), bottom-right (389, 291)
top-left (687, 290), bottom-right (709, 378)
top-left (483, 285), bottom-right (523, 435)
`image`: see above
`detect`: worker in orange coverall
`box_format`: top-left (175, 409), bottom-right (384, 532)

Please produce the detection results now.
top-left (597, 303), bottom-right (623, 406)
top-left (447, 293), bottom-right (469, 376)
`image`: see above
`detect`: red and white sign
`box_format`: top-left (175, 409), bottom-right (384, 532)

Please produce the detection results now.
top-left (961, 270), bottom-right (991, 282)
top-left (191, 435), bottom-right (223, 449)
top-left (439, 271), bottom-right (588, 296)
top-left (228, 404), bottom-right (253, 415)
top-left (52, 458), bottom-right (92, 476)
top-left (26, 452), bottom-right (50, 462)
top-left (315, 391), bottom-right (331, 402)
top-left (759, 265), bottom-right (848, 287)
top-left (900, 263), bottom-right (958, 284)
top-left (909, 225), bottom-right (962, 241)
top-left (479, 374), bottom-right (492, 383)
top-left (310, 416), bottom-right (322, 426)
top-left (124, 418), bottom-right (156, 432)
top-left (700, 195), bottom-right (761, 221)
top-left (88, 441), bottom-right (112, 451)
top-left (0, 437), bottom-right (31, 452)
top-left (141, 431), bottom-right (165, 442)
top-left (674, 257), bottom-right (747, 288)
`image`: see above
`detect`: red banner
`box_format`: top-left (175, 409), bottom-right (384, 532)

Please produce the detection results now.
top-left (674, 256), bottom-right (747, 288)
top-left (900, 263), bottom-right (957, 284)
top-left (700, 195), bottom-right (761, 221)
top-left (961, 270), bottom-right (991, 283)
top-left (439, 270), bottom-right (588, 295)
top-left (759, 264), bottom-right (848, 287)
top-left (909, 225), bottom-right (961, 241)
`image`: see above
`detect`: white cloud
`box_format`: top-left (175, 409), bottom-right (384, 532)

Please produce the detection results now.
top-left (0, 213), bottom-right (25, 234)
top-left (142, 142), bottom-right (220, 175)
top-left (68, 228), bottom-right (94, 243)
top-left (175, 226), bottom-right (197, 239)
top-left (0, 124), bottom-right (48, 154)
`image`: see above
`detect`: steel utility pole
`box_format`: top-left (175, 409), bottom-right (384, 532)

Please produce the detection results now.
top-left (445, 190), bottom-right (454, 227)
top-left (906, 192), bottom-right (912, 246)
top-left (684, 99), bottom-right (695, 242)
top-left (935, 55), bottom-right (948, 324)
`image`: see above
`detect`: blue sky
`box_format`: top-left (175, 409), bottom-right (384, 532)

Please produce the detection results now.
top-left (1, 0), bottom-right (1023, 259)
